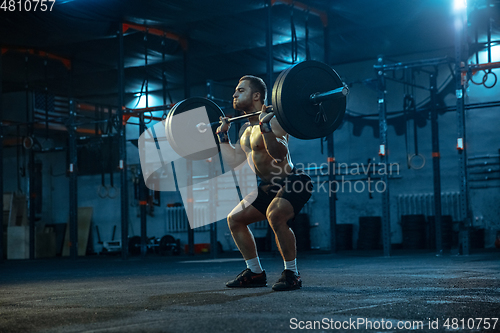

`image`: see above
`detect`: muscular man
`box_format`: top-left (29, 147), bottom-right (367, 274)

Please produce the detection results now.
top-left (217, 75), bottom-right (312, 291)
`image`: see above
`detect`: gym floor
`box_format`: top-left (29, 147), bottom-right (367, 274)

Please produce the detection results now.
top-left (1, 250), bottom-right (499, 333)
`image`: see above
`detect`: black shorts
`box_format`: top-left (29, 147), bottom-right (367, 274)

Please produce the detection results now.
top-left (249, 172), bottom-right (313, 217)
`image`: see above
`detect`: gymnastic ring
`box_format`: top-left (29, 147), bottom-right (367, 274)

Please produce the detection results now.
top-left (483, 70), bottom-right (497, 89)
top-left (470, 70), bottom-right (486, 86)
top-left (97, 184), bottom-right (109, 198)
top-left (23, 136), bottom-right (34, 149)
top-left (107, 185), bottom-right (118, 199)
top-left (408, 153), bottom-right (426, 170)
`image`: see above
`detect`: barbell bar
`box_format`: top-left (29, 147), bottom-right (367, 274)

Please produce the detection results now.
top-left (196, 84), bottom-right (349, 133)
top-left (165, 60), bottom-right (348, 160)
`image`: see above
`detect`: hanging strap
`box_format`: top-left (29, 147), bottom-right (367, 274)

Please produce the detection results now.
top-left (44, 59), bottom-right (49, 139)
top-left (412, 98), bottom-right (419, 156)
top-left (305, 10), bottom-right (310, 61)
top-left (403, 93), bottom-right (412, 168)
top-left (107, 135), bottom-right (118, 198)
top-left (144, 29), bottom-right (149, 108)
top-left (290, 5), bottom-right (298, 63)
top-left (97, 136), bottom-right (108, 198)
top-left (162, 35), bottom-right (168, 118)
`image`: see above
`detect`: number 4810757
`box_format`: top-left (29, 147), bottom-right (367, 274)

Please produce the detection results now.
top-left (1, 0), bottom-right (56, 12)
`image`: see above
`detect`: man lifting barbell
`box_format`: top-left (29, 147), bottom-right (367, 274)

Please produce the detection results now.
top-left (220, 75), bottom-right (313, 291)
top-left (164, 60), bottom-right (348, 290)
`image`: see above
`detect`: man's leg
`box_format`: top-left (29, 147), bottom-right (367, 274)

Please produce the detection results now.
top-left (266, 197), bottom-right (296, 261)
top-left (225, 203), bottom-right (269, 288)
top-left (269, 173), bottom-right (312, 264)
top-left (266, 197), bottom-right (302, 291)
top-left (227, 204), bottom-right (266, 260)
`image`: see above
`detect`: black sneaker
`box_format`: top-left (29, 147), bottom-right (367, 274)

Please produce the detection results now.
top-left (272, 270), bottom-right (302, 291)
top-left (226, 268), bottom-right (267, 288)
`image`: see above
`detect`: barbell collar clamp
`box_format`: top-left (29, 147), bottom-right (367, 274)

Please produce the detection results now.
top-left (310, 84), bottom-right (349, 105)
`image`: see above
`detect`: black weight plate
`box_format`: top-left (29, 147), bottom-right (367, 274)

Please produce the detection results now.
top-left (165, 97), bottom-right (224, 160)
top-left (272, 64), bottom-right (290, 109)
top-left (272, 65), bottom-right (295, 136)
top-left (273, 63), bottom-right (311, 139)
top-left (286, 61), bottom-right (346, 139)
top-left (159, 234), bottom-right (177, 256)
top-left (278, 61), bottom-right (346, 139)
top-left (273, 64), bottom-right (306, 138)
top-left (273, 61), bottom-right (346, 140)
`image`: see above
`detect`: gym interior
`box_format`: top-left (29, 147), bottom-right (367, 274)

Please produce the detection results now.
top-left (1, 1), bottom-right (499, 332)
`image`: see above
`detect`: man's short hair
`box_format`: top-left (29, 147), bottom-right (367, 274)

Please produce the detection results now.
top-left (239, 75), bottom-right (267, 104)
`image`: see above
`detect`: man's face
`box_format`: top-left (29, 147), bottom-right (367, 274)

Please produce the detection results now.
top-left (233, 80), bottom-right (256, 112)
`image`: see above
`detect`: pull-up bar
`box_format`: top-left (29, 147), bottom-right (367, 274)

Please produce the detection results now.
top-left (123, 104), bottom-right (175, 114)
top-left (373, 56), bottom-right (451, 72)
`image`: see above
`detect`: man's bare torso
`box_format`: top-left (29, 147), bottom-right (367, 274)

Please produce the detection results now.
top-left (239, 124), bottom-right (293, 183)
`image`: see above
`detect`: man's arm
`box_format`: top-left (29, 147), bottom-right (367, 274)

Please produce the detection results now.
top-left (217, 118), bottom-right (248, 169)
top-left (259, 106), bottom-right (288, 163)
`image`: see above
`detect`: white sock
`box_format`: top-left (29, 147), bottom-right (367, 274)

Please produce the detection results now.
top-left (245, 257), bottom-right (263, 274)
top-left (284, 259), bottom-right (298, 274)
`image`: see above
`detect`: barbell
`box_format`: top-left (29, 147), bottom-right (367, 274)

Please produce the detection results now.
top-left (165, 60), bottom-right (348, 160)
top-left (196, 84), bottom-right (348, 133)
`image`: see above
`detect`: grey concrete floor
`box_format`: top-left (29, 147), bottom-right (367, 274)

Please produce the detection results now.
top-left (0, 250), bottom-right (499, 333)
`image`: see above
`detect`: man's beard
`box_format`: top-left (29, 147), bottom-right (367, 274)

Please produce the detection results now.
top-left (233, 97), bottom-right (252, 112)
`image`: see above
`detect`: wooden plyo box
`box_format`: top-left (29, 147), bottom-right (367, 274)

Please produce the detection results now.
top-left (62, 207), bottom-right (93, 256)
top-left (36, 227), bottom-right (57, 258)
top-left (3, 193), bottom-right (28, 227)
top-left (4, 193), bottom-right (30, 260)
top-left (3, 193), bottom-right (12, 229)
top-left (7, 226), bottom-right (29, 260)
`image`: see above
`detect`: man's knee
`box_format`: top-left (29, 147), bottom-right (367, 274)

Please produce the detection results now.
top-left (266, 209), bottom-right (292, 231)
top-left (227, 214), bottom-right (243, 231)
